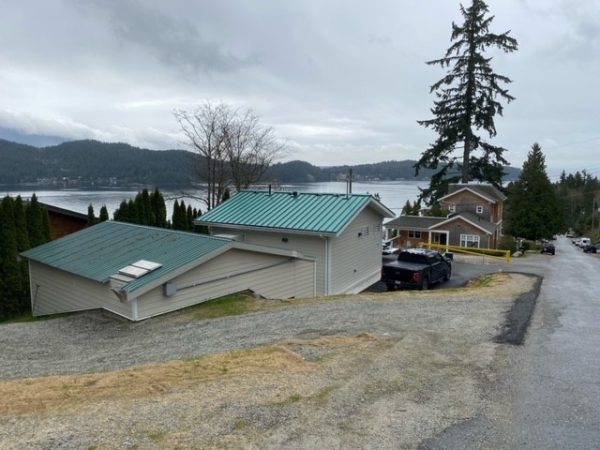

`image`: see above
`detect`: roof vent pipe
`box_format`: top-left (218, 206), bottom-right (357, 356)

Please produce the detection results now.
top-left (269, 184), bottom-right (272, 196)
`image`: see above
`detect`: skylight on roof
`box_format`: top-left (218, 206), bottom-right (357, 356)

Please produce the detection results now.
top-left (118, 260), bottom-right (162, 279)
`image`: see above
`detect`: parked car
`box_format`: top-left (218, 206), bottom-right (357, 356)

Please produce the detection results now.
top-left (382, 239), bottom-right (399, 255)
top-left (541, 242), bottom-right (555, 255)
top-left (578, 237), bottom-right (592, 248)
top-left (381, 248), bottom-right (451, 290)
top-left (583, 244), bottom-right (597, 254)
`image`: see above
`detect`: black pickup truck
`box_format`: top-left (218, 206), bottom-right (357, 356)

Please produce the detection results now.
top-left (381, 249), bottom-right (452, 291)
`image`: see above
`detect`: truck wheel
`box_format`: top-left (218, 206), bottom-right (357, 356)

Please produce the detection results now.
top-left (420, 277), bottom-right (429, 290)
top-left (444, 269), bottom-right (451, 282)
top-left (386, 283), bottom-right (395, 291)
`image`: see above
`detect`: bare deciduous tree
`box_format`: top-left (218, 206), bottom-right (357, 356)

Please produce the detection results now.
top-left (175, 102), bottom-right (284, 210)
top-left (225, 109), bottom-right (285, 192)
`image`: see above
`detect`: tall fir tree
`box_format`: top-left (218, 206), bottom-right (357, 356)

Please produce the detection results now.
top-left (26, 194), bottom-right (45, 247)
top-left (505, 143), bottom-right (563, 240)
top-left (87, 204), bottom-right (97, 226)
top-left (401, 200), bottom-right (414, 216)
top-left (13, 196), bottom-right (30, 252)
top-left (0, 197), bottom-right (24, 319)
top-left (415, 0), bottom-right (518, 204)
top-left (186, 205), bottom-right (194, 231)
top-left (99, 205), bottom-right (109, 222)
top-left (151, 188), bottom-right (167, 227)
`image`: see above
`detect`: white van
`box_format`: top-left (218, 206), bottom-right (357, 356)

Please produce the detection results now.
top-left (579, 237), bottom-right (591, 247)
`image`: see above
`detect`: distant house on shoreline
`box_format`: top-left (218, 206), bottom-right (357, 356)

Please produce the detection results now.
top-left (385, 183), bottom-right (506, 250)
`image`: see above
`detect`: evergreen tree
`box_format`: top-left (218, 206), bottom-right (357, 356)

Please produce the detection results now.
top-left (26, 194), bottom-right (45, 247)
top-left (172, 200), bottom-right (185, 230)
top-left (415, 0), bottom-right (518, 204)
top-left (114, 200), bottom-right (128, 222)
top-left (426, 203), bottom-right (449, 217)
top-left (151, 188), bottom-right (167, 227)
top-left (505, 143), bottom-right (563, 240)
top-left (87, 204), bottom-right (97, 226)
top-left (193, 208), bottom-right (209, 234)
top-left (0, 197), bottom-right (25, 319)
top-left (99, 205), bottom-right (109, 222)
top-left (222, 188), bottom-right (231, 203)
top-left (13, 196), bottom-right (30, 252)
top-left (401, 200), bottom-right (414, 216)
top-left (186, 205), bottom-right (194, 230)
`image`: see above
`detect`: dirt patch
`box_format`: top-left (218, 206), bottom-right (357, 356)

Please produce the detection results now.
top-left (494, 274), bottom-right (542, 345)
top-left (0, 334), bottom-right (382, 417)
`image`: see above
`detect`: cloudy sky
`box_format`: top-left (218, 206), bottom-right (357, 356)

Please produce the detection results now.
top-left (1, 0), bottom-right (599, 179)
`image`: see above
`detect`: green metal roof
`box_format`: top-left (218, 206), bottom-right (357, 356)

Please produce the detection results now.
top-left (21, 221), bottom-right (231, 293)
top-left (196, 191), bottom-right (394, 235)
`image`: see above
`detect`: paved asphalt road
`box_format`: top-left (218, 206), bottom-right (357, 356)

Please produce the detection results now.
top-left (421, 237), bottom-right (600, 449)
top-left (506, 237), bottom-right (600, 449)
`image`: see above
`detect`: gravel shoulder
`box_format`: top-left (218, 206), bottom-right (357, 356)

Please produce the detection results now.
top-left (0, 273), bottom-right (536, 449)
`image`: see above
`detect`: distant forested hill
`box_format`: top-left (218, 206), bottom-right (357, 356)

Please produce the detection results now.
top-left (0, 139), bottom-right (197, 188)
top-left (266, 159), bottom-right (521, 183)
top-left (0, 139), bottom-right (520, 188)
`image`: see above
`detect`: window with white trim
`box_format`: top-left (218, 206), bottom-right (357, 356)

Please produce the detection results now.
top-left (408, 230), bottom-right (421, 238)
top-left (476, 205), bottom-right (484, 214)
top-left (460, 234), bottom-right (480, 248)
top-left (448, 204), bottom-right (456, 213)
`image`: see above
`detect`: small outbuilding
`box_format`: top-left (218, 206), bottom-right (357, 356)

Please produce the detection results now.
top-left (21, 221), bottom-right (316, 321)
top-left (195, 191), bottom-right (395, 295)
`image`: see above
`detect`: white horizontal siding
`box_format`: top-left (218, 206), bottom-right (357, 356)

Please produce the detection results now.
top-left (330, 207), bottom-right (384, 294)
top-left (212, 227), bottom-right (328, 295)
top-left (29, 261), bottom-right (133, 319)
top-left (136, 249), bottom-right (315, 320)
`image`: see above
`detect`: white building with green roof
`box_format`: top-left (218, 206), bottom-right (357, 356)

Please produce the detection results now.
top-left (21, 221), bottom-right (316, 321)
top-left (196, 191), bottom-right (395, 296)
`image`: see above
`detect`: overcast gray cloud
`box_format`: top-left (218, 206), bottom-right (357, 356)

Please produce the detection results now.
top-left (0, 0), bottom-right (598, 178)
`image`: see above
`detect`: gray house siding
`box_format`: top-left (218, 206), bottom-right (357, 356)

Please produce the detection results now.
top-left (212, 227), bottom-right (328, 295)
top-left (136, 249), bottom-right (315, 320)
top-left (330, 207), bottom-right (383, 294)
top-left (29, 261), bottom-right (133, 319)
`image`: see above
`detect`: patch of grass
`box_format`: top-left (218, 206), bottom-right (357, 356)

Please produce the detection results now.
top-left (188, 294), bottom-right (256, 320)
top-left (0, 311), bottom-right (74, 325)
top-left (232, 419), bottom-right (248, 431)
top-left (470, 275), bottom-right (495, 288)
top-left (0, 345), bottom-right (315, 416)
top-left (147, 430), bottom-right (166, 442)
top-left (0, 311), bottom-right (35, 324)
top-left (467, 273), bottom-right (509, 289)
top-left (287, 393), bottom-right (302, 403)
top-left (312, 386), bottom-right (335, 406)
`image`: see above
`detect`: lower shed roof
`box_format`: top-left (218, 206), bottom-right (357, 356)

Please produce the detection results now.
top-left (21, 221), bottom-right (232, 293)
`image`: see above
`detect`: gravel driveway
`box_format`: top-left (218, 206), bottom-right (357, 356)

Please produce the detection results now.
top-left (1, 282), bottom-right (515, 380)
top-left (0, 273), bottom-right (538, 449)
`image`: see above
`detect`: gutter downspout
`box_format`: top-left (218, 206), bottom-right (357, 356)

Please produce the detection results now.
top-left (320, 235), bottom-right (331, 295)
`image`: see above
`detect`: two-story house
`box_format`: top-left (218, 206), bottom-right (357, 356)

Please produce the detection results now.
top-left (385, 183), bottom-right (506, 250)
